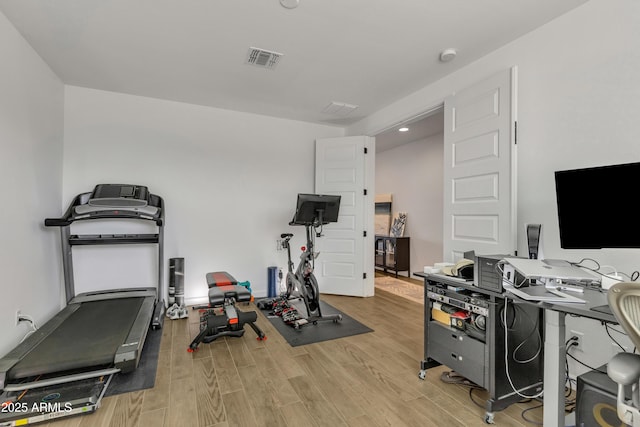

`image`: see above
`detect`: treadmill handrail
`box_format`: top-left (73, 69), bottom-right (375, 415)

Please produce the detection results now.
top-left (45, 192), bottom-right (164, 226)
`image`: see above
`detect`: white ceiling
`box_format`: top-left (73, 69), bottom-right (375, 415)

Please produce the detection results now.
top-left (0, 0), bottom-right (588, 128)
top-left (375, 109), bottom-right (444, 153)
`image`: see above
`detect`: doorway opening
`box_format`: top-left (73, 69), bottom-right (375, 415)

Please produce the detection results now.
top-left (373, 106), bottom-right (445, 292)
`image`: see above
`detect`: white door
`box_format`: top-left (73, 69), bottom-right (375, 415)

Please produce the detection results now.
top-left (314, 136), bottom-right (375, 297)
top-left (443, 68), bottom-right (517, 262)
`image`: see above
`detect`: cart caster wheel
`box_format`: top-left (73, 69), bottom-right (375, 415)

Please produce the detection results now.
top-left (313, 321), bottom-right (318, 325)
top-left (484, 412), bottom-right (495, 424)
top-left (418, 370), bottom-right (426, 380)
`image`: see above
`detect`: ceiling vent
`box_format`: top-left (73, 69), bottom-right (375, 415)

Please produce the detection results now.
top-left (246, 47), bottom-right (283, 70)
top-left (322, 101), bottom-right (359, 116)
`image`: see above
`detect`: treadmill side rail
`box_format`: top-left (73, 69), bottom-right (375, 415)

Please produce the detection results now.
top-left (152, 299), bottom-right (166, 330)
top-left (114, 296), bottom-right (156, 373)
top-left (71, 288), bottom-right (157, 304)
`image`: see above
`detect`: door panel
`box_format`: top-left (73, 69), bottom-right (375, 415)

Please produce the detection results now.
top-left (443, 68), bottom-right (517, 261)
top-left (315, 136), bottom-right (374, 297)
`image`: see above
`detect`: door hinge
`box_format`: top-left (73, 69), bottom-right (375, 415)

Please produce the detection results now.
top-left (363, 230), bottom-right (367, 237)
top-left (363, 189), bottom-right (368, 196)
top-left (514, 121), bottom-right (518, 145)
top-left (364, 147), bottom-right (368, 154)
top-left (363, 273), bottom-right (367, 279)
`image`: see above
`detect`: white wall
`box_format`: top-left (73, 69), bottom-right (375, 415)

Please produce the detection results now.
top-left (376, 133), bottom-right (444, 275)
top-left (2, 0), bottom-right (637, 380)
top-left (0, 12), bottom-right (64, 356)
top-left (351, 0), bottom-right (640, 377)
top-left (63, 86), bottom-right (344, 304)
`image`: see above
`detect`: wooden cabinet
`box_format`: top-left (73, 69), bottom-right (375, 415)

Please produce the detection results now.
top-left (374, 235), bottom-right (410, 277)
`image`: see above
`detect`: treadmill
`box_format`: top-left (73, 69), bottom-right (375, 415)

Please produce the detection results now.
top-left (0, 184), bottom-right (165, 426)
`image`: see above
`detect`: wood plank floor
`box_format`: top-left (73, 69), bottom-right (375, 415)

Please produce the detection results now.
top-left (43, 289), bottom-right (543, 427)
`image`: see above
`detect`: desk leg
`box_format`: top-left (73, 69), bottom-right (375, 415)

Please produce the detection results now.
top-left (543, 309), bottom-right (565, 427)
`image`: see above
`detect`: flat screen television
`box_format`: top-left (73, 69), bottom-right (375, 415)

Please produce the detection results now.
top-left (290, 193), bottom-right (341, 225)
top-left (554, 162), bottom-right (640, 249)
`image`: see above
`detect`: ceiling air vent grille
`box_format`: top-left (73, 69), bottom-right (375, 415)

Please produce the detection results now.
top-left (322, 101), bottom-right (359, 117)
top-left (246, 47), bottom-right (283, 69)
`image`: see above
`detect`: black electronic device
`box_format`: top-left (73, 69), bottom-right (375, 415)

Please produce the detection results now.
top-left (576, 367), bottom-right (631, 427)
top-left (89, 184), bottom-right (149, 207)
top-left (426, 284), bottom-right (489, 316)
top-left (527, 224), bottom-right (541, 259)
top-left (290, 193), bottom-right (341, 226)
top-left (474, 254), bottom-right (510, 293)
top-left (427, 283), bottom-right (489, 344)
top-left (555, 161), bottom-right (640, 249)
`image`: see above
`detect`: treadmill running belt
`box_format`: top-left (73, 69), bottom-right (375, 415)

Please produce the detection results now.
top-left (9, 297), bottom-right (145, 380)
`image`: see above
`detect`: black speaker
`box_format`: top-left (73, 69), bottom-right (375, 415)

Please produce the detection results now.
top-left (169, 258), bottom-right (185, 306)
top-left (576, 367), bottom-right (631, 427)
top-left (527, 224), bottom-right (541, 260)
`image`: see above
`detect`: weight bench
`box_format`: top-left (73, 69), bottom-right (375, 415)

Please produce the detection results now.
top-left (188, 271), bottom-right (266, 352)
top-left (206, 271), bottom-right (252, 294)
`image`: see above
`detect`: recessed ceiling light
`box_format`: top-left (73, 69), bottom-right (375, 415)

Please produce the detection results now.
top-left (398, 127), bottom-right (409, 132)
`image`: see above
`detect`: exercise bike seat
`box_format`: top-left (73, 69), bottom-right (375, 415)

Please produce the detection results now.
top-left (208, 285), bottom-right (252, 306)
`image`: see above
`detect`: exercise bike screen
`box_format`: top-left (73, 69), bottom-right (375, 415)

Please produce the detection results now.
top-left (291, 193), bottom-right (341, 225)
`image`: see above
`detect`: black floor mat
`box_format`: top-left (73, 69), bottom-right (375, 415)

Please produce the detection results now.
top-left (105, 326), bottom-right (162, 396)
top-left (259, 299), bottom-right (373, 347)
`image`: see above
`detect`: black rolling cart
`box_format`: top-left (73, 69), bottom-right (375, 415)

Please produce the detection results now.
top-left (416, 272), bottom-right (544, 424)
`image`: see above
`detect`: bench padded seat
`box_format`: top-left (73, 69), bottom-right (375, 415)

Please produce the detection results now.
top-left (208, 285), bottom-right (252, 306)
top-left (206, 271), bottom-right (237, 288)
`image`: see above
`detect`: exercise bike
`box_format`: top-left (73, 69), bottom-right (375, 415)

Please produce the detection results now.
top-left (279, 194), bottom-right (343, 328)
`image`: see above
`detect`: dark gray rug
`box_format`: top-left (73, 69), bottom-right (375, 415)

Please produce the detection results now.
top-left (259, 299), bottom-right (373, 347)
top-left (105, 326), bottom-right (162, 396)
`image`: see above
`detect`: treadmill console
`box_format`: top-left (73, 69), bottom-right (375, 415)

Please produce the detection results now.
top-left (88, 184), bottom-right (149, 207)
top-left (75, 184), bottom-right (159, 217)
top-left (45, 184), bottom-right (163, 227)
